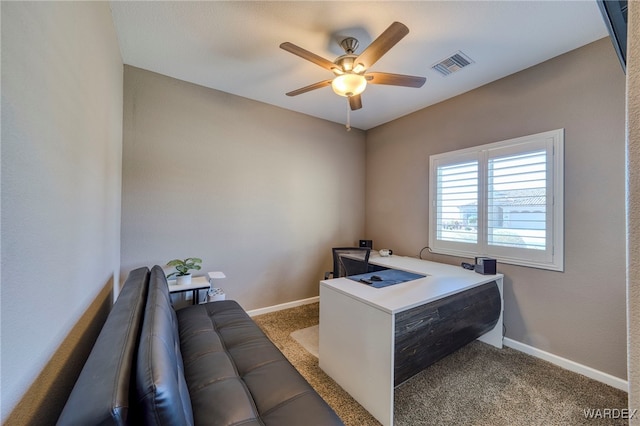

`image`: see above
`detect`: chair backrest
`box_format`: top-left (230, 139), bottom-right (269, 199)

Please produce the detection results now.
top-left (332, 247), bottom-right (371, 277)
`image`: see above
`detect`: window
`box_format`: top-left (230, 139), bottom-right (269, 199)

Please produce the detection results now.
top-left (429, 129), bottom-right (564, 271)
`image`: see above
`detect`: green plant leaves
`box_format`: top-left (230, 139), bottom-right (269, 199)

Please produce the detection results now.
top-left (166, 257), bottom-right (203, 277)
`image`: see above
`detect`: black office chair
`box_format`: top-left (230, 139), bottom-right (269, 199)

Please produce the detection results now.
top-left (324, 247), bottom-right (371, 279)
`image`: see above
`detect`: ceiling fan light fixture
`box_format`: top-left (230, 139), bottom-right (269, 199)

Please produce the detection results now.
top-left (331, 73), bottom-right (367, 97)
top-left (353, 63), bottom-right (366, 74)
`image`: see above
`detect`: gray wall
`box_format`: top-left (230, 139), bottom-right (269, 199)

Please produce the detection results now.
top-left (2, 4), bottom-right (635, 422)
top-left (121, 66), bottom-right (366, 310)
top-left (366, 38), bottom-right (627, 379)
top-left (1, 2), bottom-right (123, 423)
top-left (628, 0), bottom-right (640, 419)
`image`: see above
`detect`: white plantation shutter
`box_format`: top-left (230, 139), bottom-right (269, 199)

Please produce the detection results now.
top-left (488, 149), bottom-right (547, 250)
top-left (429, 130), bottom-right (564, 271)
top-left (436, 160), bottom-right (478, 245)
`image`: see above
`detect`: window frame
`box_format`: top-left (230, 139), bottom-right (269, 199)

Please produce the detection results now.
top-left (428, 129), bottom-right (564, 271)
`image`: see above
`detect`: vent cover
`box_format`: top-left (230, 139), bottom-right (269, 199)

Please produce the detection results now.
top-left (431, 51), bottom-right (474, 76)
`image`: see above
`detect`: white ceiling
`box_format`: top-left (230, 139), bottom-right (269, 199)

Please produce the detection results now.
top-left (110, 1), bottom-right (609, 130)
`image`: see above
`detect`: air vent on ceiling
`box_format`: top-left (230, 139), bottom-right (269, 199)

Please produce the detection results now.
top-left (431, 51), bottom-right (474, 76)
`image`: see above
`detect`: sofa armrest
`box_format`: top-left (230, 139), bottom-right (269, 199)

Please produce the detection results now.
top-left (57, 267), bottom-right (150, 426)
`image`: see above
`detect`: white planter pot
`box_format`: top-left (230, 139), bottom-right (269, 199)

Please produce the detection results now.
top-left (176, 274), bottom-right (192, 285)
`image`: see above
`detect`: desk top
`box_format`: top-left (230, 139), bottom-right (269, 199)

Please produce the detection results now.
top-left (321, 255), bottom-right (503, 314)
top-left (167, 276), bottom-right (210, 293)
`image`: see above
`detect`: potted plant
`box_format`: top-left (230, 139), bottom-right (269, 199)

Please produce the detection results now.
top-left (166, 257), bottom-right (202, 285)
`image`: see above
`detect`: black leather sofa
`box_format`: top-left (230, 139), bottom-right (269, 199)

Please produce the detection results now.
top-left (57, 265), bottom-right (343, 425)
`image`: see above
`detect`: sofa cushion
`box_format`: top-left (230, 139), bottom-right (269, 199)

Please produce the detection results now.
top-left (136, 265), bottom-right (194, 426)
top-left (57, 267), bottom-right (150, 426)
top-left (177, 301), bottom-right (343, 426)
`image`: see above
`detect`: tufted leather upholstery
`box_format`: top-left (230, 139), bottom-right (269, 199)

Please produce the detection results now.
top-left (177, 301), bottom-right (343, 426)
top-left (58, 266), bottom-right (343, 426)
top-left (57, 267), bottom-right (150, 426)
top-left (136, 265), bottom-right (194, 426)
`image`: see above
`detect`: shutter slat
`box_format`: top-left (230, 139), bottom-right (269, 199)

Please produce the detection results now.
top-left (488, 149), bottom-right (546, 251)
top-left (436, 160), bottom-right (479, 244)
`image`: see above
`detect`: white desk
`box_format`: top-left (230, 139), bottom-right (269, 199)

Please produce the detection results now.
top-left (319, 255), bottom-right (503, 426)
top-left (168, 276), bottom-right (210, 304)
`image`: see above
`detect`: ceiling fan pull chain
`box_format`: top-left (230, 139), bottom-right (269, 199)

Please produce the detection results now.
top-left (346, 97), bottom-right (351, 132)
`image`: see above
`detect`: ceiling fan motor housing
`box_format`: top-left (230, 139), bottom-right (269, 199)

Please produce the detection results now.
top-left (339, 37), bottom-right (359, 54)
top-left (333, 54), bottom-right (360, 74)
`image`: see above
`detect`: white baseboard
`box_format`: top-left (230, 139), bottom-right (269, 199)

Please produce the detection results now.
top-left (503, 337), bottom-right (628, 392)
top-left (246, 296), bottom-right (319, 317)
top-left (246, 302), bottom-right (628, 392)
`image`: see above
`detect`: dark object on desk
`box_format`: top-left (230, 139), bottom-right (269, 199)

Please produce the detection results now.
top-left (349, 268), bottom-right (426, 288)
top-left (359, 239), bottom-right (373, 249)
top-left (475, 257), bottom-right (497, 275)
top-left (461, 262), bottom-right (475, 270)
top-left (324, 247), bottom-right (371, 279)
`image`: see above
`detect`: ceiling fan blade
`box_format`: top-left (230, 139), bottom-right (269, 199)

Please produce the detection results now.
top-left (285, 79), bottom-right (332, 97)
top-left (365, 72), bottom-right (426, 88)
top-left (280, 42), bottom-right (336, 72)
top-left (349, 94), bottom-right (362, 111)
top-left (355, 22), bottom-right (409, 70)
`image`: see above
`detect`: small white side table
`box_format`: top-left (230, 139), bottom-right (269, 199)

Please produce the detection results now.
top-left (168, 276), bottom-right (210, 305)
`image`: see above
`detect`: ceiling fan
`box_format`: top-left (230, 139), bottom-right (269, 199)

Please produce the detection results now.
top-left (280, 22), bottom-right (426, 112)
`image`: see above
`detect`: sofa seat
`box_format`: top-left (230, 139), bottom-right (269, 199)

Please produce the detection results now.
top-left (177, 301), bottom-right (342, 425)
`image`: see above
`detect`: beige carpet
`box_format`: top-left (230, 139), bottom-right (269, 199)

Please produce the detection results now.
top-left (253, 302), bottom-right (628, 426)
